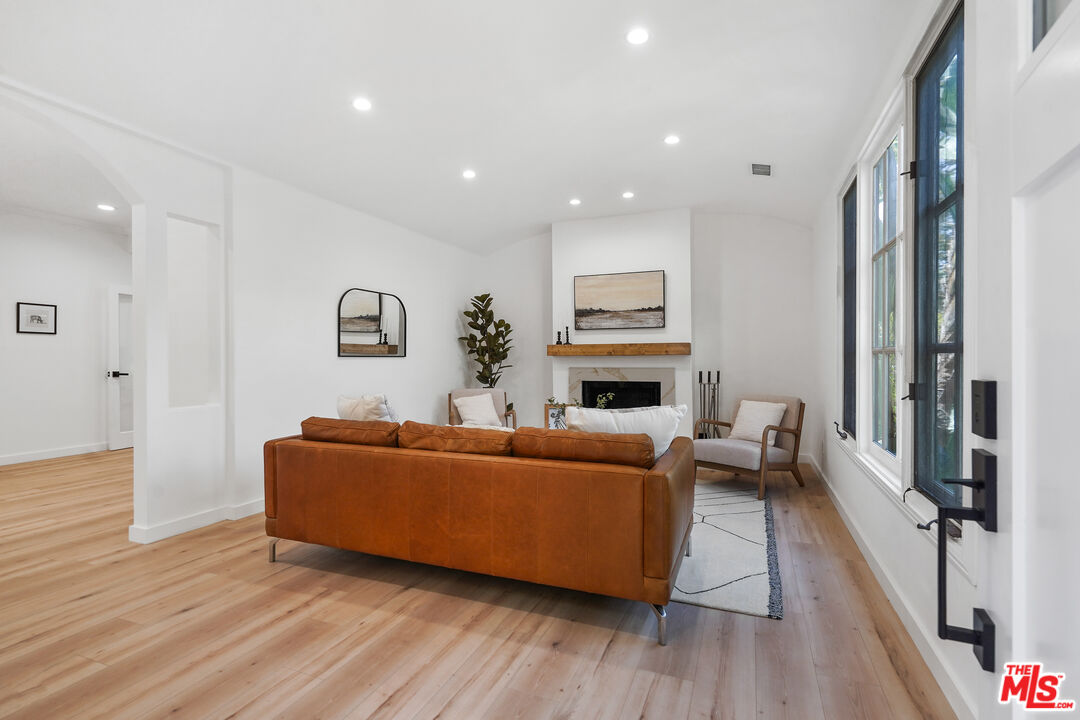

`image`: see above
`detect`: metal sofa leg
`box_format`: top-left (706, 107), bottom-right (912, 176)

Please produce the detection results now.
top-left (686, 534), bottom-right (692, 557)
top-left (268, 538), bottom-right (279, 563)
top-left (650, 603), bottom-right (668, 645)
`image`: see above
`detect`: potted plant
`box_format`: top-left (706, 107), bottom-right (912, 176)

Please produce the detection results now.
top-left (459, 293), bottom-right (513, 388)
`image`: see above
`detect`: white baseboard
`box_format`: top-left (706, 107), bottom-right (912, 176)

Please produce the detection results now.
top-left (226, 498), bottom-right (264, 520)
top-left (129, 498), bottom-right (265, 544)
top-left (0, 442), bottom-right (109, 466)
top-left (816, 465), bottom-right (976, 720)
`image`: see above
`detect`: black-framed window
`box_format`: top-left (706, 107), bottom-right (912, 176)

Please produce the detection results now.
top-left (913, 5), bottom-right (963, 505)
top-left (1034, 0), bottom-right (1073, 48)
top-left (842, 179), bottom-right (858, 438)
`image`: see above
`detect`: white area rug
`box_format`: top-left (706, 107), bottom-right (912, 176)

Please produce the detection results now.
top-left (671, 477), bottom-right (783, 619)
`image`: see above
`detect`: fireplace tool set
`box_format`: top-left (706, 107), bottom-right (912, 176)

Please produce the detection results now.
top-left (697, 370), bottom-right (722, 438)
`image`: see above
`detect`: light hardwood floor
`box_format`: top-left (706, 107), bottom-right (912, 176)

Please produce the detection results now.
top-left (0, 450), bottom-right (955, 719)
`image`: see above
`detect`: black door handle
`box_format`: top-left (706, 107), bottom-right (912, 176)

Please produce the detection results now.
top-left (108, 371), bottom-right (130, 378)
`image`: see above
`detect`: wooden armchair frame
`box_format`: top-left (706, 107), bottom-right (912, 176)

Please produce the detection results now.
top-left (694, 402), bottom-right (806, 499)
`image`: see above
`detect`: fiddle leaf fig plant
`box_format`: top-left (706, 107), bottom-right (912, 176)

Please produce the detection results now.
top-left (459, 293), bottom-right (513, 388)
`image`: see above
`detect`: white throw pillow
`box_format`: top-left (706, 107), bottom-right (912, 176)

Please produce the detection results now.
top-left (565, 404), bottom-right (688, 460)
top-left (453, 393), bottom-right (503, 428)
top-left (729, 400), bottom-right (788, 445)
top-left (337, 394), bottom-right (395, 422)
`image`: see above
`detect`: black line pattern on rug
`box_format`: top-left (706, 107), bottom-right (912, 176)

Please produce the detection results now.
top-left (675, 570), bottom-right (767, 595)
top-left (699, 519), bottom-right (763, 546)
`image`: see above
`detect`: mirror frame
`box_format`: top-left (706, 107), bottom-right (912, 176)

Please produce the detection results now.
top-left (337, 288), bottom-right (407, 358)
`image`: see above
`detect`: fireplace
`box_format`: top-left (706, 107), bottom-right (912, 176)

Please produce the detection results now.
top-left (581, 380), bottom-right (662, 409)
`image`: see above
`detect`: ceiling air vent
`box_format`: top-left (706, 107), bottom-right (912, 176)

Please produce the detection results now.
top-left (751, 163), bottom-right (772, 176)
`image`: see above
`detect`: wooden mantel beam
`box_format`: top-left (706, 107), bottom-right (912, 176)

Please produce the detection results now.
top-left (546, 342), bottom-right (691, 357)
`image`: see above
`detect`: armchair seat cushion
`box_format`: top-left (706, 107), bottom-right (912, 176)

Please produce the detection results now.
top-left (693, 437), bottom-right (792, 471)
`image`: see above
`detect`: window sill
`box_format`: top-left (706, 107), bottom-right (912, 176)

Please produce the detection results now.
top-left (829, 436), bottom-right (974, 583)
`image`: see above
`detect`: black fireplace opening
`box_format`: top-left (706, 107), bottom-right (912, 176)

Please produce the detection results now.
top-left (582, 380), bottom-right (662, 409)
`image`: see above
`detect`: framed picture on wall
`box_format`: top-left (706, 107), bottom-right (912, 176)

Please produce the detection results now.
top-left (16, 302), bottom-right (57, 334)
top-left (574, 269), bottom-right (665, 330)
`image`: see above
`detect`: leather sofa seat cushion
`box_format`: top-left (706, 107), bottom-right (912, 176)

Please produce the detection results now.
top-left (301, 417), bottom-right (399, 446)
top-left (399, 421), bottom-right (514, 456)
top-left (693, 437), bottom-right (792, 471)
top-left (512, 427), bottom-right (655, 468)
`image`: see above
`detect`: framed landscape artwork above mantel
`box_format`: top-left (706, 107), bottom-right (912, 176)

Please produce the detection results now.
top-left (574, 269), bottom-right (665, 330)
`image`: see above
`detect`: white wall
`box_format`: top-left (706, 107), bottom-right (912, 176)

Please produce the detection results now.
top-left (802, 1), bottom-right (1078, 717)
top-left (0, 211), bottom-right (132, 463)
top-left (228, 169), bottom-right (475, 508)
top-left (551, 208), bottom-right (694, 436)
top-left (475, 232), bottom-right (552, 428)
top-left (691, 213), bottom-right (821, 462)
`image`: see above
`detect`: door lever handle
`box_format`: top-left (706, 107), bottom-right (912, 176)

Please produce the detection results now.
top-left (108, 371), bottom-right (130, 378)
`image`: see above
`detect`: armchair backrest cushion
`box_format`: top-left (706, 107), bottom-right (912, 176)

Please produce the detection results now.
top-left (449, 388), bottom-right (508, 425)
top-left (732, 395), bottom-right (803, 452)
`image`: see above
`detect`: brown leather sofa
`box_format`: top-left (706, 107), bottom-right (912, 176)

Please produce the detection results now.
top-left (264, 418), bottom-right (696, 643)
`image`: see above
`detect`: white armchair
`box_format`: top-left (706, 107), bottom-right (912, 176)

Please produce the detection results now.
top-left (693, 395), bottom-right (805, 500)
top-left (447, 388), bottom-right (517, 429)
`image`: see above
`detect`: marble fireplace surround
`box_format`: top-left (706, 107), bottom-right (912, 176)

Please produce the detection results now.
top-left (568, 367), bottom-right (677, 407)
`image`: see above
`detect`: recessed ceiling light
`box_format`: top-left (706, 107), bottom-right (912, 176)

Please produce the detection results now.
top-left (664, 134), bottom-right (680, 145)
top-left (97, 204), bottom-right (115, 212)
top-left (569, 198), bottom-right (582, 206)
top-left (626, 27), bottom-right (649, 45)
top-left (622, 191), bottom-right (635, 199)
top-left (462, 168), bottom-right (477, 180)
top-left (352, 97), bottom-right (373, 112)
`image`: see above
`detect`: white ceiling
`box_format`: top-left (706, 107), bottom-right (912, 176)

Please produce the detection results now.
top-left (0, 1), bottom-right (929, 252)
top-left (0, 104), bottom-right (131, 232)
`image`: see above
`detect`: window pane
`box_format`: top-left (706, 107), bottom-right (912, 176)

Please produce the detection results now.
top-left (886, 137), bottom-right (899, 241)
top-left (886, 245), bottom-right (896, 346)
top-left (873, 158), bottom-right (884, 252)
top-left (934, 351), bottom-right (962, 483)
top-left (936, 203), bottom-right (958, 344)
top-left (872, 351), bottom-right (898, 455)
top-left (842, 181), bottom-right (858, 437)
top-left (873, 255), bottom-right (884, 348)
top-left (873, 353), bottom-right (885, 445)
top-left (887, 351), bottom-right (897, 453)
top-left (938, 55), bottom-right (959, 201)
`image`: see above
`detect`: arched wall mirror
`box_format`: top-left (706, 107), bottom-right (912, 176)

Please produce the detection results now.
top-left (338, 288), bottom-right (407, 357)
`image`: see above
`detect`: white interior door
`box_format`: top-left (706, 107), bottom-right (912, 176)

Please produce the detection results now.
top-left (1012, 2), bottom-right (1080, 697)
top-left (107, 287), bottom-right (134, 450)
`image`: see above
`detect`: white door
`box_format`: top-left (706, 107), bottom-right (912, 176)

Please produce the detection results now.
top-left (106, 287), bottom-right (134, 450)
top-left (1010, 1), bottom-right (1080, 707)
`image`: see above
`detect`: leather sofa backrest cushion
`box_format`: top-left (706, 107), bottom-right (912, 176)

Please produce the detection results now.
top-left (399, 421), bottom-right (514, 456)
top-left (512, 427), bottom-right (655, 468)
top-left (301, 416), bottom-right (400, 446)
